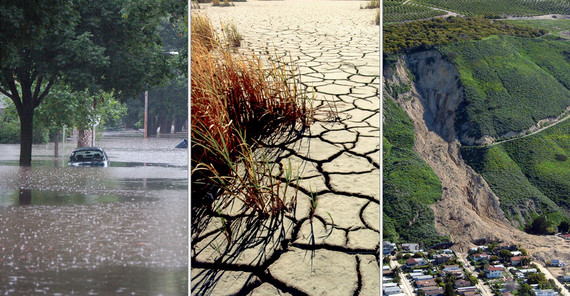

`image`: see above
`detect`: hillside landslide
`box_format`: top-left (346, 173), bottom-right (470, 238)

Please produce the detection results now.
top-left (384, 50), bottom-right (570, 263)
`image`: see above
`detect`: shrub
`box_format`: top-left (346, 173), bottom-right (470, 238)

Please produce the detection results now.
top-left (0, 120), bottom-right (19, 144)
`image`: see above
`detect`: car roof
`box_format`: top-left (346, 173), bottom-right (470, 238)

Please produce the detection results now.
top-left (72, 147), bottom-right (105, 152)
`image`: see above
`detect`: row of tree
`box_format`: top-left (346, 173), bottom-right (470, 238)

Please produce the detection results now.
top-left (0, 0), bottom-right (187, 166)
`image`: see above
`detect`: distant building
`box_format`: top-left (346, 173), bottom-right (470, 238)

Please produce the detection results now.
top-left (455, 279), bottom-right (473, 288)
top-left (401, 243), bottom-right (420, 253)
top-left (433, 254), bottom-right (452, 264)
top-left (383, 285), bottom-right (403, 295)
top-left (472, 253), bottom-right (490, 262)
top-left (533, 289), bottom-right (558, 296)
top-left (486, 266), bottom-right (504, 278)
top-left (416, 279), bottom-right (438, 289)
top-left (511, 256), bottom-right (529, 266)
top-left (383, 241), bottom-right (396, 255)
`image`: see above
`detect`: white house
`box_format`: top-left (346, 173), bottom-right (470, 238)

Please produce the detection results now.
top-left (383, 241), bottom-right (397, 255)
top-left (486, 266), bottom-right (504, 278)
top-left (402, 243), bottom-right (420, 252)
top-left (384, 286), bottom-right (403, 295)
top-left (534, 289), bottom-right (558, 296)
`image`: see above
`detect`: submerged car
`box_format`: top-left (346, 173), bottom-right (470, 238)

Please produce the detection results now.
top-left (68, 147), bottom-right (110, 167)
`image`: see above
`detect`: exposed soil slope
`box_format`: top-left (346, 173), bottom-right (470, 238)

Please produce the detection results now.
top-left (384, 51), bottom-right (570, 262)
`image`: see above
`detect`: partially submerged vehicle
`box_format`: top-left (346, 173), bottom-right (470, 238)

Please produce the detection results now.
top-left (68, 147), bottom-right (110, 167)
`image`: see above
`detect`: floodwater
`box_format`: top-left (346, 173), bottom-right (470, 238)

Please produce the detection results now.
top-left (0, 132), bottom-right (188, 295)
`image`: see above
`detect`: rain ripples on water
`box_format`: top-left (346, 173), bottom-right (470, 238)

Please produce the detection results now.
top-left (0, 133), bottom-right (188, 295)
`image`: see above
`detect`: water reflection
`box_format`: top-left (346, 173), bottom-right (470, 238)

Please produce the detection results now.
top-left (19, 189), bottom-right (32, 205)
top-left (0, 134), bottom-right (188, 294)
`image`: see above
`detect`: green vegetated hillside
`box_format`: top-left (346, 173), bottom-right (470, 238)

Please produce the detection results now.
top-left (383, 97), bottom-right (448, 246)
top-left (505, 19), bottom-right (570, 38)
top-left (413, 0), bottom-right (570, 17)
top-left (439, 35), bottom-right (570, 141)
top-left (461, 118), bottom-right (570, 228)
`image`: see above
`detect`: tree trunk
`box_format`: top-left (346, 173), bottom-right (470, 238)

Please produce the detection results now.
top-left (19, 106), bottom-right (34, 166)
top-left (77, 129), bottom-right (92, 147)
top-left (159, 115), bottom-right (172, 134)
top-left (54, 130), bottom-right (60, 157)
top-left (174, 115), bottom-right (186, 133)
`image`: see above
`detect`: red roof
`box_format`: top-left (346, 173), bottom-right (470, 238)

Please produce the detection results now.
top-left (406, 258), bottom-right (418, 264)
top-left (488, 266), bottom-right (503, 271)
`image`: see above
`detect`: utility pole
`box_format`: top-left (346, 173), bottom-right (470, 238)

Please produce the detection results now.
top-left (144, 90), bottom-right (148, 139)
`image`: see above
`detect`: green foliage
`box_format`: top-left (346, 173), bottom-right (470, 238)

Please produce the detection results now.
top-left (412, 0), bottom-right (570, 17)
top-left (383, 98), bottom-right (448, 246)
top-left (506, 19), bottom-right (570, 38)
top-left (384, 16), bottom-right (545, 53)
top-left (526, 215), bottom-right (555, 235)
top-left (0, 115), bottom-right (19, 144)
top-left (443, 35), bottom-right (570, 140)
top-left (462, 119), bottom-right (570, 227)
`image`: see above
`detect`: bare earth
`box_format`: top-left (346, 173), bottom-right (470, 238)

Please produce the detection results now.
top-left (191, 1), bottom-right (379, 295)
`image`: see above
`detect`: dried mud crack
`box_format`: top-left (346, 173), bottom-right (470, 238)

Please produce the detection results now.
top-left (191, 1), bottom-right (379, 295)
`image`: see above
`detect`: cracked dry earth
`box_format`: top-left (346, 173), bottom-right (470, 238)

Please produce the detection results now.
top-left (191, 1), bottom-right (380, 295)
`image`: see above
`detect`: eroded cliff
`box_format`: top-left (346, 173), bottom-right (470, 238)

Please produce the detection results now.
top-left (384, 51), bottom-right (570, 262)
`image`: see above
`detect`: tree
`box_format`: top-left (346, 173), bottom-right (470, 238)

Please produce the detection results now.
top-left (559, 220), bottom-right (570, 233)
top-left (518, 283), bottom-right (535, 296)
top-left (0, 0), bottom-right (172, 166)
top-left (527, 216), bottom-right (553, 235)
top-left (499, 249), bottom-right (513, 260)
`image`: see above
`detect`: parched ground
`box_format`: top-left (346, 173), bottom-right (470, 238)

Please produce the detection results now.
top-left (191, 1), bottom-right (380, 295)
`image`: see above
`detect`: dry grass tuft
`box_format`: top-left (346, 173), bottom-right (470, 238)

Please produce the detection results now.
top-left (191, 13), bottom-right (312, 217)
top-left (361, 0), bottom-right (379, 9)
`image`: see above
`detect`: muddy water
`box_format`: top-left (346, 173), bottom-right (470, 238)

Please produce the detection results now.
top-left (0, 132), bottom-right (188, 295)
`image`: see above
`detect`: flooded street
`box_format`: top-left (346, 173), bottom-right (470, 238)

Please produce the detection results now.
top-left (0, 132), bottom-right (188, 295)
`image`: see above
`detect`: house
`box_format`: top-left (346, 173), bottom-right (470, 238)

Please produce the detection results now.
top-left (455, 279), bottom-right (473, 288)
top-left (511, 256), bottom-right (529, 266)
top-left (533, 289), bottom-right (558, 296)
top-left (405, 258), bottom-right (420, 268)
top-left (406, 257), bottom-right (427, 267)
top-left (402, 243), bottom-right (420, 253)
top-left (416, 279), bottom-right (438, 289)
top-left (550, 259), bottom-right (566, 267)
top-left (383, 286), bottom-right (403, 295)
top-left (383, 241), bottom-right (397, 255)
top-left (412, 275), bottom-right (434, 281)
top-left (470, 246), bottom-right (488, 253)
top-left (560, 275), bottom-right (570, 282)
top-left (472, 253), bottom-right (490, 262)
top-left (486, 266), bottom-right (504, 278)
top-left (561, 234), bottom-right (570, 240)
top-left (433, 254), bottom-right (452, 264)
top-left (510, 251), bottom-right (522, 256)
top-left (443, 264), bottom-right (460, 271)
top-left (519, 268), bottom-right (537, 274)
top-left (424, 290), bottom-right (445, 296)
top-left (423, 286), bottom-right (444, 296)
